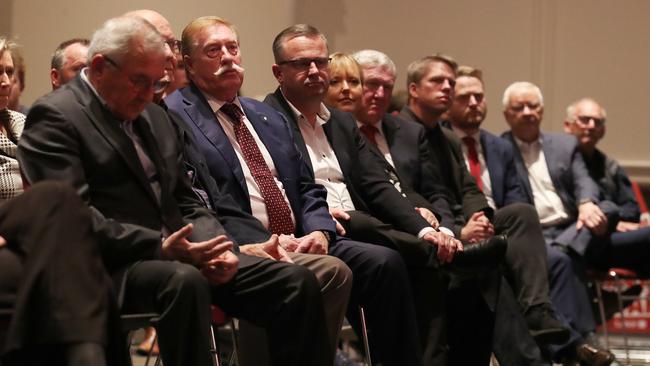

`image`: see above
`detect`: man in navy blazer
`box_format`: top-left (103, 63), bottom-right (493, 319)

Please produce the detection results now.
top-left (446, 67), bottom-right (615, 364)
top-left (166, 17), bottom-right (422, 366)
top-left (502, 81), bottom-right (619, 365)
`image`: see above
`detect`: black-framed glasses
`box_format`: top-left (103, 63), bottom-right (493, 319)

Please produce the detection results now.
top-left (277, 57), bottom-right (331, 70)
top-left (165, 39), bottom-right (182, 53)
top-left (103, 55), bottom-right (167, 94)
top-left (575, 115), bottom-right (605, 127)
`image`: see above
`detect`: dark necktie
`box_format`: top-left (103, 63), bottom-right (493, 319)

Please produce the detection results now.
top-left (359, 124), bottom-right (379, 145)
top-left (220, 103), bottom-right (295, 235)
top-left (462, 136), bottom-right (483, 191)
top-left (121, 120), bottom-right (162, 203)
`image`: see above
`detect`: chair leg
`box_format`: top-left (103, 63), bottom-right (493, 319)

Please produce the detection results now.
top-left (359, 306), bottom-right (372, 366)
top-left (209, 325), bottom-right (221, 366)
top-left (613, 274), bottom-right (631, 365)
top-left (593, 279), bottom-right (610, 348)
top-left (228, 319), bottom-right (239, 366)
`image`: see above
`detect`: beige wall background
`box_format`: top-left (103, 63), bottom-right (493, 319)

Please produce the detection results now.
top-left (5, 0), bottom-right (650, 185)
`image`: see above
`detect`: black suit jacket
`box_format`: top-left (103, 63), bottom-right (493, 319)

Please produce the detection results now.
top-left (17, 75), bottom-right (229, 276)
top-left (397, 107), bottom-right (492, 236)
top-left (264, 88), bottom-right (430, 236)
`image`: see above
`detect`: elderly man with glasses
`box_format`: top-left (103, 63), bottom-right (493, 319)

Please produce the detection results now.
top-left (18, 16), bottom-right (333, 366)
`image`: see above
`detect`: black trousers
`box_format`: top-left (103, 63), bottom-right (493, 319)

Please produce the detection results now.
top-left (0, 182), bottom-right (125, 366)
top-left (493, 203), bottom-right (551, 312)
top-left (121, 253), bottom-right (332, 366)
top-left (343, 210), bottom-right (446, 366)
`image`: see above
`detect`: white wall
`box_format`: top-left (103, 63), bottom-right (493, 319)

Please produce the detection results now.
top-left (7, 0), bottom-right (650, 183)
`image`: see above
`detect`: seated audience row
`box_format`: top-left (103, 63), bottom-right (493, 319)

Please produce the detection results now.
top-left (1, 8), bottom-right (647, 366)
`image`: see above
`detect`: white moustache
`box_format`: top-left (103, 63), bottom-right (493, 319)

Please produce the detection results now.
top-left (214, 63), bottom-right (245, 76)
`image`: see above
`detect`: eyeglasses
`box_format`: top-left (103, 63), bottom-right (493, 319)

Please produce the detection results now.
top-left (508, 102), bottom-right (542, 113)
top-left (165, 39), bottom-right (182, 53)
top-left (575, 115), bottom-right (605, 127)
top-left (103, 55), bottom-right (167, 94)
top-left (277, 57), bottom-right (331, 70)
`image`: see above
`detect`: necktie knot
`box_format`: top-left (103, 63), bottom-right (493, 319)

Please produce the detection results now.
top-left (461, 135), bottom-right (476, 148)
top-left (359, 124), bottom-right (379, 145)
top-left (221, 103), bottom-right (244, 125)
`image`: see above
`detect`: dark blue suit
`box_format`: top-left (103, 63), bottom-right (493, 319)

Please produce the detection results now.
top-left (166, 84), bottom-right (422, 366)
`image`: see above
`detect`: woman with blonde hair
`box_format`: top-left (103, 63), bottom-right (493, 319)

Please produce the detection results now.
top-left (324, 52), bottom-right (363, 113)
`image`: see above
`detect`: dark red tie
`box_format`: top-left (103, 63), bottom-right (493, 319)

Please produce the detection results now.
top-left (461, 136), bottom-right (483, 191)
top-left (359, 124), bottom-right (379, 145)
top-left (220, 103), bottom-right (295, 235)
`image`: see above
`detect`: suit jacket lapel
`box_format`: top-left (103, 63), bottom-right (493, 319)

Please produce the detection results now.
top-left (504, 132), bottom-right (534, 203)
top-left (182, 87), bottom-right (247, 193)
top-left (76, 80), bottom-right (160, 205)
top-left (480, 131), bottom-right (498, 196)
top-left (269, 88), bottom-right (314, 172)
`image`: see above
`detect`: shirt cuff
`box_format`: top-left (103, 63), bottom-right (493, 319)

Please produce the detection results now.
top-left (438, 227), bottom-right (455, 237)
top-left (417, 226), bottom-right (436, 239)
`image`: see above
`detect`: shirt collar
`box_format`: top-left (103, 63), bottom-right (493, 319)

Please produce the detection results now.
top-left (281, 90), bottom-right (331, 126)
top-left (514, 135), bottom-right (543, 150)
top-left (451, 125), bottom-right (480, 141)
top-left (80, 67), bottom-right (109, 109)
top-left (356, 119), bottom-right (384, 135)
top-left (202, 92), bottom-right (243, 116)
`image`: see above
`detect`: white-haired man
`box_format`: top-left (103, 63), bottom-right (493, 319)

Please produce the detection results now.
top-left (18, 16), bottom-right (331, 366)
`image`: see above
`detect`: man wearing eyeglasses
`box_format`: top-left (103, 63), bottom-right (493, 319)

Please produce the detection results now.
top-left (564, 98), bottom-right (650, 273)
top-left (18, 16), bottom-right (334, 366)
top-left (166, 19), bottom-right (423, 366)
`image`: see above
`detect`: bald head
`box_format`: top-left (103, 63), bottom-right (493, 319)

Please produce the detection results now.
top-left (123, 9), bottom-right (173, 40)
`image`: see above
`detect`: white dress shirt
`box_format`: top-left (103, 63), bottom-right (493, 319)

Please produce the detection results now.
top-left (450, 127), bottom-right (496, 209)
top-left (514, 136), bottom-right (569, 227)
top-left (204, 94), bottom-right (295, 230)
top-left (285, 100), bottom-right (357, 212)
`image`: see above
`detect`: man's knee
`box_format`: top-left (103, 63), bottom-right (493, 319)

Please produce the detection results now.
top-left (164, 262), bottom-right (211, 299)
top-left (498, 202), bottom-right (540, 228)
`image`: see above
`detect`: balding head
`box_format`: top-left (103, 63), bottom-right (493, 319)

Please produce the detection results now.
top-left (124, 9), bottom-right (173, 40)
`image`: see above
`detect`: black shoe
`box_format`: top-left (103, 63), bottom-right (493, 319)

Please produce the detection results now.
top-left (597, 285), bottom-right (642, 324)
top-left (575, 341), bottom-right (615, 366)
top-left (526, 303), bottom-right (571, 345)
top-left (447, 234), bottom-right (508, 269)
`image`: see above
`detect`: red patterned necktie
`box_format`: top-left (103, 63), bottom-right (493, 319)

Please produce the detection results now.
top-left (461, 136), bottom-right (483, 191)
top-left (359, 124), bottom-right (379, 145)
top-left (220, 103), bottom-right (295, 235)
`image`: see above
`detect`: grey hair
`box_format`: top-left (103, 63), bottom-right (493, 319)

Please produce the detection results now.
top-left (502, 81), bottom-right (544, 108)
top-left (352, 49), bottom-right (396, 77)
top-left (88, 16), bottom-right (165, 63)
top-left (566, 97), bottom-right (607, 121)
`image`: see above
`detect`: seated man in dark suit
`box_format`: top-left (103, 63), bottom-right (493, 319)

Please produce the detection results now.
top-left (564, 97), bottom-right (650, 273)
top-left (165, 16), bottom-right (358, 364)
top-left (350, 50), bottom-right (560, 365)
top-left (446, 66), bottom-right (607, 365)
top-left (397, 53), bottom-right (568, 335)
top-left (263, 24), bottom-right (508, 366)
top-left (0, 182), bottom-right (125, 366)
top-left (502, 81), bottom-right (618, 365)
top-left (17, 16), bottom-right (333, 366)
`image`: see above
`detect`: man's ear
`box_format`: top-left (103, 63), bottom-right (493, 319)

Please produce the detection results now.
top-left (50, 69), bottom-right (60, 89)
top-left (272, 64), bottom-right (283, 83)
top-left (563, 120), bottom-right (573, 134)
top-left (408, 82), bottom-right (418, 101)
